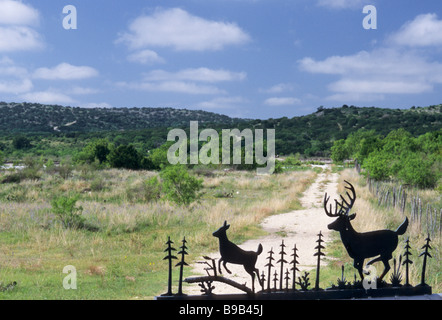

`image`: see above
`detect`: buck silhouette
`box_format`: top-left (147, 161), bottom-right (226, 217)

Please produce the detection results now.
top-left (324, 181), bottom-right (408, 281)
top-left (213, 221), bottom-right (263, 292)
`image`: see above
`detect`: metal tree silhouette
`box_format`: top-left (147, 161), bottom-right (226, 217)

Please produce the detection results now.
top-left (419, 235), bottom-right (432, 286)
top-left (284, 268), bottom-right (290, 291)
top-left (162, 237), bottom-right (177, 296)
top-left (314, 231), bottom-right (325, 290)
top-left (175, 237), bottom-right (189, 295)
top-left (277, 240), bottom-right (288, 290)
top-left (402, 237), bottom-right (413, 287)
top-left (265, 248), bottom-right (275, 291)
top-left (290, 244), bottom-right (300, 290)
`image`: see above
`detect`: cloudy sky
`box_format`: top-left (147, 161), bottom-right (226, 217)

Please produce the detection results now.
top-left (1, 0), bottom-right (441, 119)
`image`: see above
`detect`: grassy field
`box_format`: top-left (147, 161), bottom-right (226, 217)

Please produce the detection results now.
top-left (0, 165), bottom-right (439, 299)
top-left (0, 165), bottom-right (317, 299)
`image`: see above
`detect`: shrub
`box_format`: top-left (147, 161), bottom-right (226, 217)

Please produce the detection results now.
top-left (160, 165), bottom-right (203, 206)
top-left (144, 176), bottom-right (162, 202)
top-left (56, 160), bottom-right (74, 179)
top-left (1, 167), bottom-right (41, 184)
top-left (108, 145), bottom-right (141, 170)
top-left (13, 136), bottom-right (31, 149)
top-left (51, 195), bottom-right (88, 230)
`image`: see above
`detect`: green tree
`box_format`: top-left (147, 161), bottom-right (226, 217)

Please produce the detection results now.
top-left (344, 129), bottom-right (382, 164)
top-left (149, 141), bottom-right (175, 170)
top-left (398, 153), bottom-right (436, 188)
top-left (13, 136), bottom-right (31, 149)
top-left (75, 139), bottom-right (111, 164)
top-left (108, 144), bottom-right (142, 170)
top-left (94, 140), bottom-right (111, 164)
top-left (331, 139), bottom-right (349, 163)
top-left (160, 165), bottom-right (203, 206)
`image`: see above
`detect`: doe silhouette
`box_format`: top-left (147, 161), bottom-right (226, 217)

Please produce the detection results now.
top-left (213, 221), bottom-right (263, 292)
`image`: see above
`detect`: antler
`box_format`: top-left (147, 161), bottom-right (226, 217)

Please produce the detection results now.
top-left (340, 180), bottom-right (356, 215)
top-left (323, 180), bottom-right (356, 217)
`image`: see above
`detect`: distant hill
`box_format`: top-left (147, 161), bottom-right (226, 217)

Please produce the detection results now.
top-left (0, 102), bottom-right (245, 133)
top-left (0, 102), bottom-right (440, 157)
top-left (242, 104), bottom-right (442, 156)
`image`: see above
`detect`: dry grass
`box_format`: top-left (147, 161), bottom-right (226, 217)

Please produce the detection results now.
top-left (0, 167), bottom-right (318, 299)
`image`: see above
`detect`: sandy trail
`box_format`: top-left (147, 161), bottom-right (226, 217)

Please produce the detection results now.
top-left (187, 165), bottom-right (340, 294)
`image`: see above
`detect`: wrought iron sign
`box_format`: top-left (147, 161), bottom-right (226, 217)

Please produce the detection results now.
top-left (156, 181), bottom-right (433, 300)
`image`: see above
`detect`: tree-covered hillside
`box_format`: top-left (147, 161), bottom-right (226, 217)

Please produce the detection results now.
top-left (0, 102), bottom-right (440, 159)
top-left (0, 102), bottom-right (245, 133)
top-left (246, 104), bottom-right (441, 156)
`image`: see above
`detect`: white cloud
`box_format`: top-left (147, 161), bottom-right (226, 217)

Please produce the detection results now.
top-left (127, 49), bottom-right (165, 65)
top-left (317, 0), bottom-right (371, 9)
top-left (260, 83), bottom-right (294, 94)
top-left (299, 48), bottom-right (442, 98)
top-left (118, 80), bottom-right (224, 95)
top-left (328, 79), bottom-right (432, 95)
top-left (389, 13), bottom-right (442, 47)
top-left (119, 67), bottom-right (245, 95)
top-left (21, 90), bottom-right (75, 104)
top-left (0, 0), bottom-right (39, 26)
top-left (33, 63), bottom-right (99, 80)
top-left (0, 56), bottom-right (32, 93)
top-left (117, 8), bottom-right (250, 51)
top-left (326, 93), bottom-right (385, 102)
top-left (143, 68), bottom-right (246, 83)
top-left (264, 97), bottom-right (301, 106)
top-left (0, 26), bottom-right (42, 52)
top-left (80, 102), bottom-right (113, 109)
top-left (0, 1), bottom-right (42, 52)
top-left (197, 96), bottom-right (247, 110)
top-left (69, 86), bottom-right (100, 95)
top-left (0, 78), bottom-right (32, 94)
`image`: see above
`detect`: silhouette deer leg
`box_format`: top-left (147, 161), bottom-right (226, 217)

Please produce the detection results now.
top-left (354, 259), bottom-right (364, 280)
top-left (244, 265), bottom-right (259, 293)
top-left (218, 258), bottom-right (223, 274)
top-left (366, 255), bottom-right (382, 266)
top-left (222, 260), bottom-right (232, 274)
top-left (378, 256), bottom-right (391, 280)
top-left (366, 255), bottom-right (391, 280)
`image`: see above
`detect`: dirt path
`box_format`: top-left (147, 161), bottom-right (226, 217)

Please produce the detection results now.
top-left (187, 165), bottom-right (340, 294)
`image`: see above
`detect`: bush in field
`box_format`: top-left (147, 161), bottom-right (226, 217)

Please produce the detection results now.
top-left (56, 159), bottom-right (74, 179)
top-left (149, 141), bottom-right (174, 170)
top-left (362, 129), bottom-right (441, 188)
top-left (144, 176), bottom-right (162, 202)
top-left (51, 195), bottom-right (86, 230)
top-left (331, 129), bottom-right (382, 164)
top-left (13, 136), bottom-right (31, 150)
top-left (108, 145), bottom-right (141, 170)
top-left (330, 139), bottom-right (349, 163)
top-left (75, 139), bottom-right (111, 165)
top-left (160, 165), bottom-right (203, 206)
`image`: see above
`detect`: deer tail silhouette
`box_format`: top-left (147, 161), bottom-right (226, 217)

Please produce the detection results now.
top-left (256, 243), bottom-right (263, 256)
top-left (395, 217), bottom-right (409, 235)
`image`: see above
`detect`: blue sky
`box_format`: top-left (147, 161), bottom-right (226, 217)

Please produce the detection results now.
top-left (1, 0), bottom-right (441, 119)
